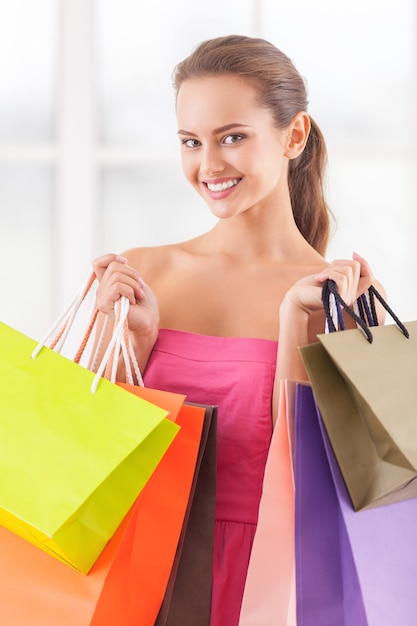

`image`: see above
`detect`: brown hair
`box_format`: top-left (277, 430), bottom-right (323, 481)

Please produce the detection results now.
top-left (172, 35), bottom-right (332, 255)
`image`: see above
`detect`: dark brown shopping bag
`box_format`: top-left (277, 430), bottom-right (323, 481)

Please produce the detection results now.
top-left (155, 404), bottom-right (217, 626)
top-left (300, 280), bottom-right (417, 510)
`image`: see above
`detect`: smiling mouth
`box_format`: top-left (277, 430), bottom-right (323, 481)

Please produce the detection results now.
top-left (206, 178), bottom-right (241, 192)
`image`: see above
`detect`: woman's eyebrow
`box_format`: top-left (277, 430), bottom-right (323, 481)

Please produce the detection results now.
top-left (177, 123), bottom-right (250, 137)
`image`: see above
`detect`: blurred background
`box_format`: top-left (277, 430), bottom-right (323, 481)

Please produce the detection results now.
top-left (0, 0), bottom-right (416, 342)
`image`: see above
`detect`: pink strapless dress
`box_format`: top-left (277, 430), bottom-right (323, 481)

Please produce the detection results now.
top-left (143, 328), bottom-right (277, 626)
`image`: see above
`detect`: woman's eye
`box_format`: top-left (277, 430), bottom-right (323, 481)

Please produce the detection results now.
top-left (182, 138), bottom-right (201, 148)
top-left (223, 134), bottom-right (244, 144)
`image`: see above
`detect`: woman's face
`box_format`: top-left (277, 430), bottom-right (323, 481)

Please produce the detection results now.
top-left (176, 74), bottom-right (290, 220)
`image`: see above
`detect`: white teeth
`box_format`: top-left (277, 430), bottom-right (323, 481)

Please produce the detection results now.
top-left (207, 179), bottom-right (239, 192)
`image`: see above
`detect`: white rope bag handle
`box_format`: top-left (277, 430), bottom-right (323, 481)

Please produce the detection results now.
top-left (32, 271), bottom-right (143, 393)
top-left (91, 296), bottom-right (143, 392)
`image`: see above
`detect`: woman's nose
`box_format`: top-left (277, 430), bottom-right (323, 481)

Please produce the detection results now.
top-left (200, 145), bottom-right (225, 176)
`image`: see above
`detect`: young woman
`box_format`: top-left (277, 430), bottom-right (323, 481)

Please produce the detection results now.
top-left (92, 35), bottom-right (382, 625)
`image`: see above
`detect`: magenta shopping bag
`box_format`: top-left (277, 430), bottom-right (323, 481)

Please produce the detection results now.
top-left (294, 383), bottom-right (417, 626)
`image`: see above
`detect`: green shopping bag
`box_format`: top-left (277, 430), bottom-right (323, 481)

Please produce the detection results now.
top-left (0, 320), bottom-right (179, 573)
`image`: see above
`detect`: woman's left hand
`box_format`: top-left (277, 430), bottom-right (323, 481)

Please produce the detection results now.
top-left (281, 252), bottom-right (375, 318)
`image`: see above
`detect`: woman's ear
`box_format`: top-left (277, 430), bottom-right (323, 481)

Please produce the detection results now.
top-left (284, 112), bottom-right (310, 159)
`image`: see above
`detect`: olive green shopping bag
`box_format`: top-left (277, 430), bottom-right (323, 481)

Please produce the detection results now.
top-left (0, 320), bottom-right (179, 573)
top-left (300, 280), bottom-right (417, 511)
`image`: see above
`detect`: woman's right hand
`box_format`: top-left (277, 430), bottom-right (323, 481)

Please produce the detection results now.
top-left (92, 253), bottom-right (160, 339)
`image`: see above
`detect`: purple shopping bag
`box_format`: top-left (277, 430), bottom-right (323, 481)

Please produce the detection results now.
top-left (294, 383), bottom-right (417, 626)
top-left (294, 383), bottom-right (366, 626)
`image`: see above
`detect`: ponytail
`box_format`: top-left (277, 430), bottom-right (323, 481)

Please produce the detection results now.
top-left (288, 118), bottom-right (332, 255)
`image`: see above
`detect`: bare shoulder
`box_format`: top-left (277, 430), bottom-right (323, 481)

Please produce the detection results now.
top-left (120, 237), bottom-right (200, 282)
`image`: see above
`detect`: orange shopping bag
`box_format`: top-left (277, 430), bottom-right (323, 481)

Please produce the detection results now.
top-left (239, 380), bottom-right (297, 626)
top-left (0, 389), bottom-right (206, 626)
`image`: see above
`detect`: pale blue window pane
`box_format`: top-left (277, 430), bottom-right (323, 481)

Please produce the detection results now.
top-left (98, 163), bottom-right (215, 253)
top-left (95, 0), bottom-right (255, 147)
top-left (0, 0), bottom-right (57, 143)
top-left (0, 165), bottom-right (53, 338)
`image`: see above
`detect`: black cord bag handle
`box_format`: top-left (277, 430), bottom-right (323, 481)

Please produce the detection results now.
top-left (321, 280), bottom-right (409, 344)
